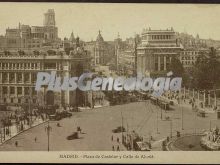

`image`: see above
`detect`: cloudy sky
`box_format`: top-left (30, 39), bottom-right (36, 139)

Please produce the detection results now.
top-left (0, 3), bottom-right (219, 41)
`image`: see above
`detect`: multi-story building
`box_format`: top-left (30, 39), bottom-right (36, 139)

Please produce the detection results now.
top-left (115, 35), bottom-right (138, 76)
top-left (0, 9), bottom-right (59, 50)
top-left (179, 48), bottom-right (200, 70)
top-left (0, 46), bottom-right (91, 109)
top-left (85, 31), bottom-right (115, 67)
top-left (137, 27), bottom-right (183, 77)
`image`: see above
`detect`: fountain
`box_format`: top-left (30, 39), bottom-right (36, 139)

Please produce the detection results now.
top-left (200, 126), bottom-right (220, 151)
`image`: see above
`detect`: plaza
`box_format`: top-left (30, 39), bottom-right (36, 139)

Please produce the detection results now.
top-left (0, 100), bottom-right (219, 151)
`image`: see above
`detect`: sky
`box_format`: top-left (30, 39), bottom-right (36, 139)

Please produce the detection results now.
top-left (0, 3), bottom-right (220, 41)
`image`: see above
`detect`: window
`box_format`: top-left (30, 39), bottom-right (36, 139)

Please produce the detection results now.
top-left (10, 87), bottom-right (15, 94)
top-left (32, 87), bottom-right (37, 95)
top-left (18, 98), bottom-right (21, 103)
top-left (3, 87), bottom-right (7, 94)
top-left (24, 73), bottom-right (30, 82)
top-left (11, 98), bottom-right (13, 103)
top-left (17, 87), bottom-right (22, 95)
top-left (17, 73), bottom-right (22, 83)
top-left (32, 73), bottom-right (37, 83)
top-left (2, 73), bottom-right (8, 83)
top-left (24, 87), bottom-right (29, 95)
top-left (9, 73), bottom-right (15, 83)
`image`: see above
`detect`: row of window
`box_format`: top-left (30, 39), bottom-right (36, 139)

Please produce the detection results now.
top-left (1, 73), bottom-right (37, 83)
top-left (2, 97), bottom-right (36, 104)
top-left (181, 56), bottom-right (196, 60)
top-left (182, 51), bottom-right (199, 55)
top-left (0, 63), bottom-right (40, 69)
top-left (142, 35), bottom-right (173, 40)
top-left (2, 86), bottom-right (37, 95)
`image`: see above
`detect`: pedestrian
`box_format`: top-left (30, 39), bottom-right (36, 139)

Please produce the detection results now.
top-left (149, 142), bottom-right (152, 149)
top-left (15, 141), bottom-right (18, 147)
top-left (112, 145), bottom-right (114, 151)
top-left (117, 145), bottom-right (120, 151)
top-left (34, 137), bottom-right (37, 142)
top-left (111, 135), bottom-right (113, 141)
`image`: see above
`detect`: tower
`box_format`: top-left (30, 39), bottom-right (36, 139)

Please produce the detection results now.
top-left (43, 9), bottom-right (56, 27)
top-left (43, 9), bottom-right (58, 42)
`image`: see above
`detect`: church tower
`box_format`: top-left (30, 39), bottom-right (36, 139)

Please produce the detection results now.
top-left (43, 9), bottom-right (56, 27)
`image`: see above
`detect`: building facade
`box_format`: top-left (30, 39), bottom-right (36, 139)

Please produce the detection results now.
top-left (179, 48), bottom-right (199, 70)
top-left (0, 9), bottom-right (59, 50)
top-left (137, 28), bottom-right (183, 77)
top-left (0, 48), bottom-right (91, 108)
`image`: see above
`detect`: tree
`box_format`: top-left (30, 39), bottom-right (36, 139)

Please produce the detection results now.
top-left (169, 57), bottom-right (185, 77)
top-left (192, 47), bottom-right (220, 90)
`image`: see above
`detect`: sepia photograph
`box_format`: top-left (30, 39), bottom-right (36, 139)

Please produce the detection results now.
top-left (0, 2), bottom-right (220, 163)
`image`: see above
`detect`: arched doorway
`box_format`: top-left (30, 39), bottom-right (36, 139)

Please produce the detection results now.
top-left (46, 91), bottom-right (54, 105)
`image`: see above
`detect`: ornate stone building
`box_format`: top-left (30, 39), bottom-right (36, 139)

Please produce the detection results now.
top-left (137, 28), bottom-right (183, 77)
top-left (85, 31), bottom-right (114, 67)
top-left (0, 9), bottom-right (60, 50)
top-left (0, 46), bottom-right (91, 108)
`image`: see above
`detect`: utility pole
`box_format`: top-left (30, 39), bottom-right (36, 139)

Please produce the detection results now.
top-left (121, 111), bottom-right (124, 143)
top-left (29, 96), bottom-right (32, 127)
top-left (181, 105), bottom-right (184, 130)
top-left (170, 119), bottom-right (172, 138)
top-left (45, 121), bottom-right (52, 152)
top-left (156, 108), bottom-right (159, 134)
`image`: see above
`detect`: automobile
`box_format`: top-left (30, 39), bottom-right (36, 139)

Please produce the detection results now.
top-left (49, 114), bottom-right (56, 120)
top-left (60, 111), bottom-right (72, 118)
top-left (112, 126), bottom-right (126, 133)
top-left (66, 132), bottom-right (79, 140)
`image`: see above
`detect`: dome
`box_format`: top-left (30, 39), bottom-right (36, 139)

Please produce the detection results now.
top-left (96, 30), bottom-right (104, 42)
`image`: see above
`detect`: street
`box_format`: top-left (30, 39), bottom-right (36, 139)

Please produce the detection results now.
top-left (0, 101), bottom-right (219, 151)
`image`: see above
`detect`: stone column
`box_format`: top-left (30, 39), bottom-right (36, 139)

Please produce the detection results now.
top-left (22, 86), bottom-right (24, 96)
top-left (7, 73), bottom-right (9, 83)
top-left (158, 55), bottom-right (160, 71)
top-left (164, 55), bottom-right (166, 71)
top-left (29, 72), bottom-right (32, 84)
top-left (15, 72), bottom-right (17, 83)
top-left (22, 73), bottom-right (24, 83)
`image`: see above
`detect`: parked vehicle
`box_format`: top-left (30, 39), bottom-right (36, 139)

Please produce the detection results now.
top-left (66, 132), bottom-right (79, 140)
top-left (112, 126), bottom-right (126, 133)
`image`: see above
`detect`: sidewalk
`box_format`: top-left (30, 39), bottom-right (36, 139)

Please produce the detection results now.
top-left (0, 116), bottom-right (48, 145)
